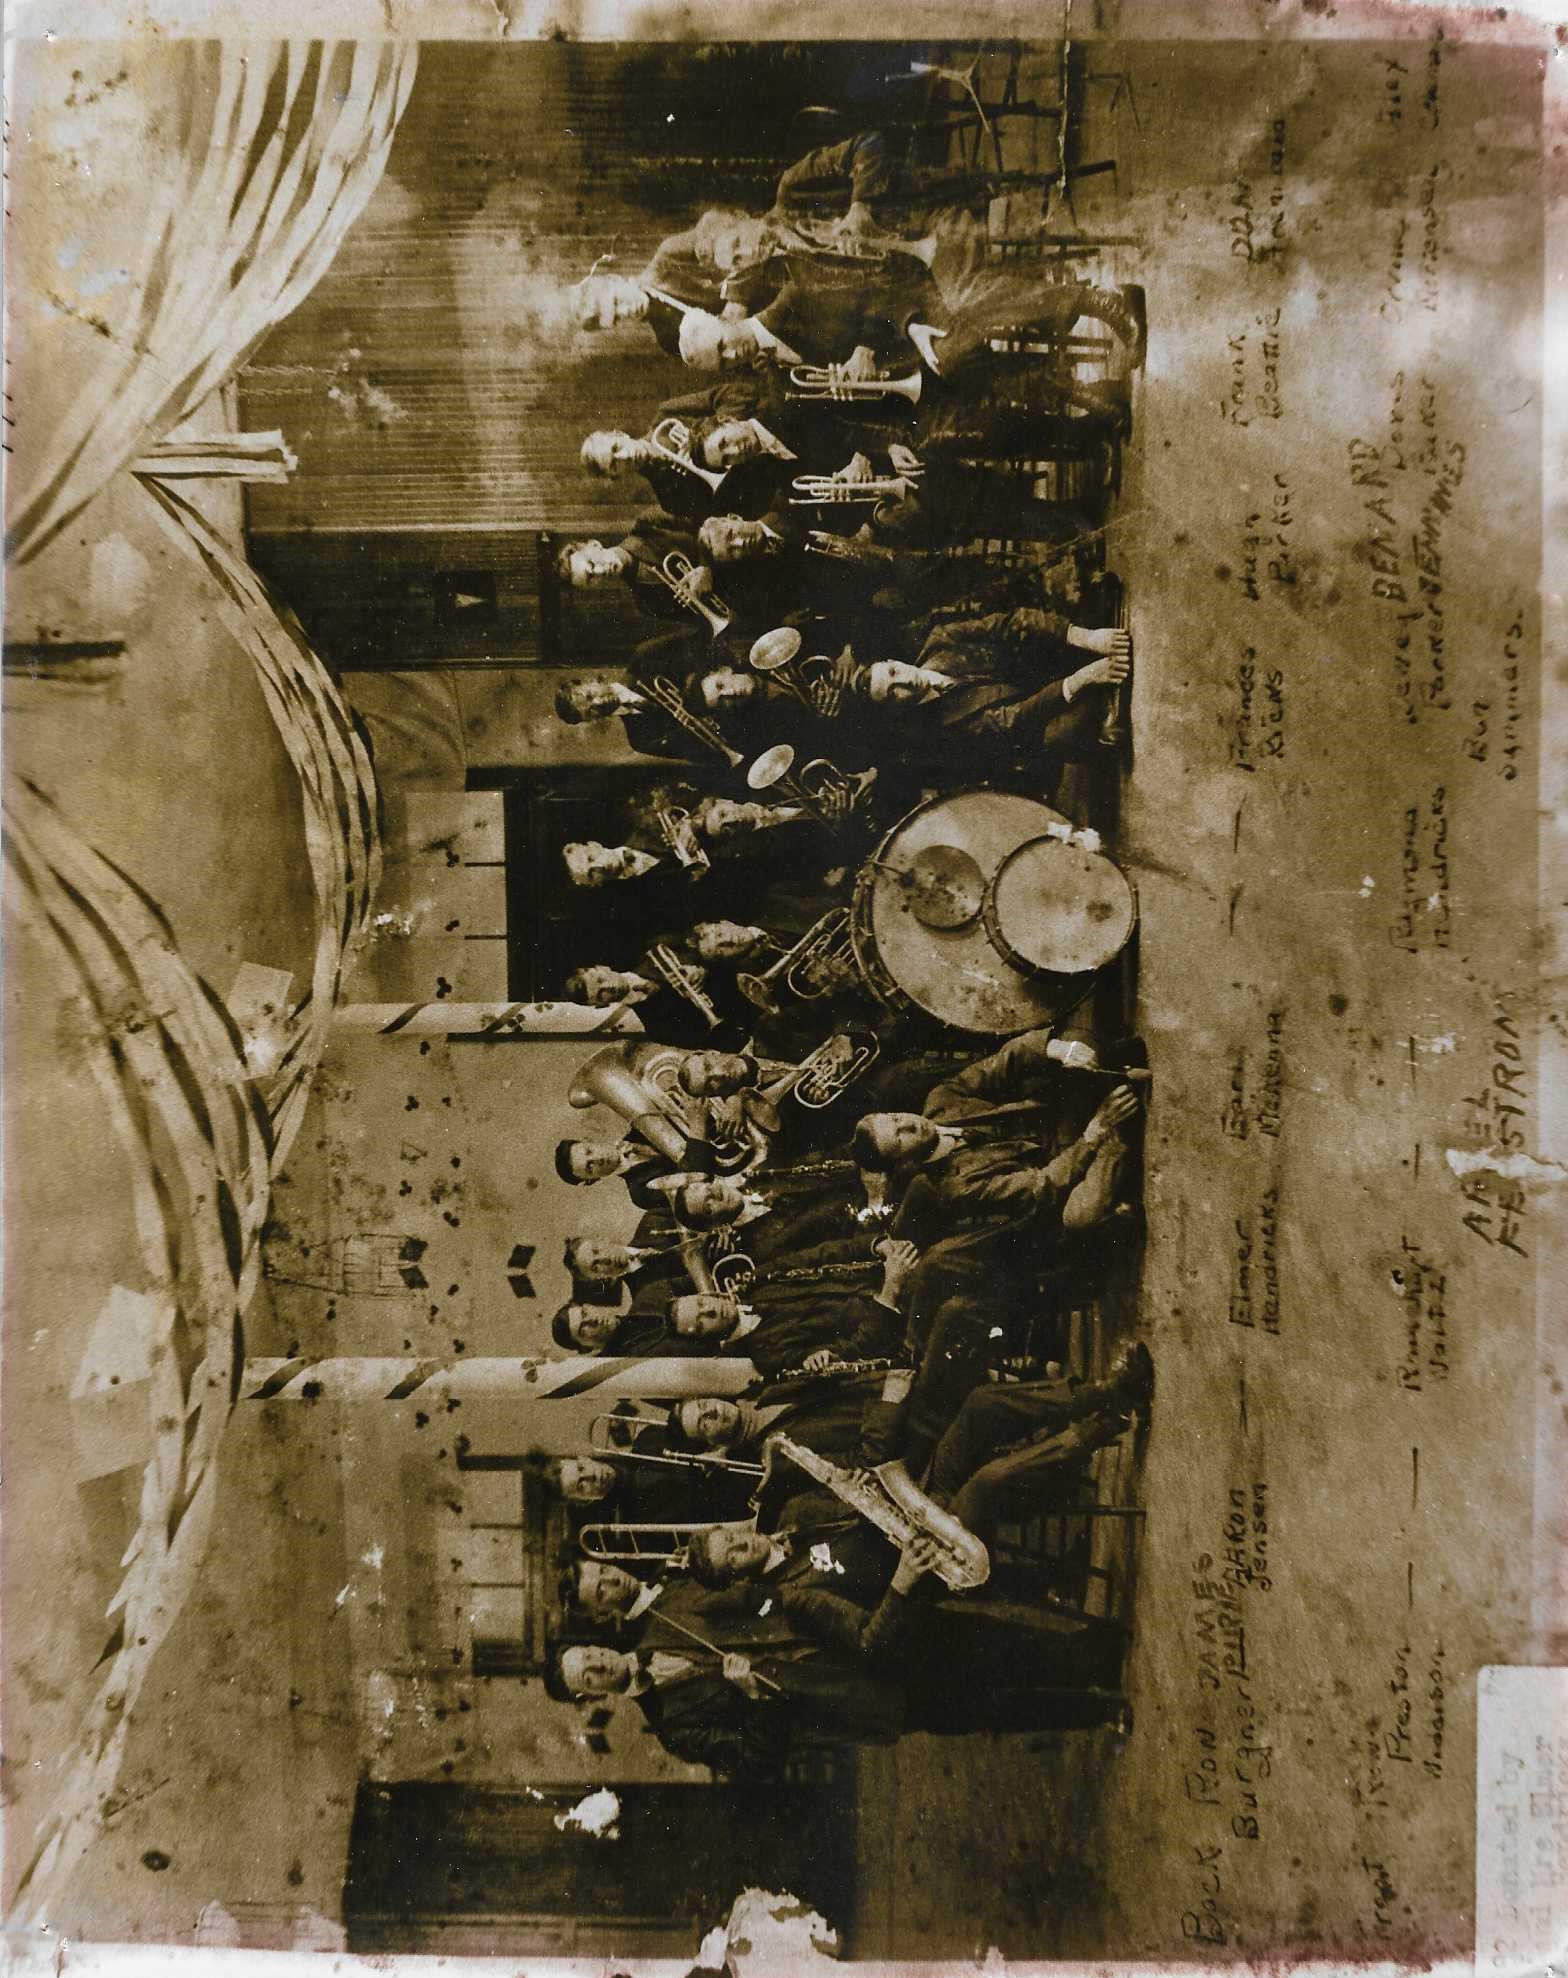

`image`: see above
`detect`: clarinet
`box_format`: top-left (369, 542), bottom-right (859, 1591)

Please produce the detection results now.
top-left (773, 1355), bottom-right (904, 1385)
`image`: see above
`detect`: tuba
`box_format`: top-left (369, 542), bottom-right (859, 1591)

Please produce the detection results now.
top-left (787, 363), bottom-right (924, 405)
top-left (736, 905), bottom-right (860, 1013)
top-left (658, 551), bottom-right (733, 638)
top-left (649, 415), bottom-right (727, 493)
top-left (640, 675), bottom-right (745, 769)
top-left (765, 1433), bottom-right (991, 1591)
top-left (569, 1042), bottom-right (706, 1166)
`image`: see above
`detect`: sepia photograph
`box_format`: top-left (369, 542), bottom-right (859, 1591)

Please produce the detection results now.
top-left (2, 5), bottom-right (1563, 1975)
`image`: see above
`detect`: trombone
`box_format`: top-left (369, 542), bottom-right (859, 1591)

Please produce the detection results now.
top-left (747, 627), bottom-right (851, 718)
top-left (588, 1413), bottom-right (765, 1479)
top-left (656, 551), bottom-right (733, 638)
top-left (648, 415), bottom-right (727, 494)
top-left (787, 363), bottom-right (924, 405)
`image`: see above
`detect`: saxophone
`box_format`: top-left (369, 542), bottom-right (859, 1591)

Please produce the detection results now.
top-left (765, 1432), bottom-right (991, 1590)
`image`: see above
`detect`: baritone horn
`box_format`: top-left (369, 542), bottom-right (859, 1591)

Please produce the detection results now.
top-left (648, 415), bottom-right (727, 493)
top-left (749, 1030), bottom-right (879, 1114)
top-left (658, 552), bottom-right (733, 638)
top-left (787, 363), bottom-right (924, 404)
top-left (736, 905), bottom-right (859, 1013)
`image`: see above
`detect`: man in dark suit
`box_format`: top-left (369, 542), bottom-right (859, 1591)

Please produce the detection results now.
top-left (665, 1233), bottom-right (918, 1381)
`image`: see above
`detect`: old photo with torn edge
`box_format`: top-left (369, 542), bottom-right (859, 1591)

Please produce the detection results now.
top-left (2, 2), bottom-right (1563, 1975)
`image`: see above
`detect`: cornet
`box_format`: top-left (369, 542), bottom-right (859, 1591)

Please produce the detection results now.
top-left (648, 415), bottom-right (727, 494)
top-left (651, 806), bottom-right (710, 877)
top-left (747, 742), bottom-right (866, 830)
top-left (640, 674), bottom-right (744, 769)
top-left (657, 551), bottom-right (733, 638)
top-left (747, 627), bottom-right (850, 718)
top-left (644, 942), bottom-right (720, 1029)
top-left (787, 363), bottom-right (924, 405)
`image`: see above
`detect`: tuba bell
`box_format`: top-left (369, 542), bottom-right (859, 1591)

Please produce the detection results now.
top-left (569, 1042), bottom-right (705, 1167)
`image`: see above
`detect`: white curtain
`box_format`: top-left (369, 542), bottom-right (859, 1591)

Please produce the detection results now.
top-left (7, 38), bottom-right (417, 566)
top-left (4, 777), bottom-right (274, 1922)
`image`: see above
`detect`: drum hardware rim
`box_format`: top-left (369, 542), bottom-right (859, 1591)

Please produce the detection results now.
top-left (980, 835), bottom-right (1139, 983)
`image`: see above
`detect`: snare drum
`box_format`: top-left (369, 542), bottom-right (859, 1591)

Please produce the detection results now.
top-left (849, 789), bottom-right (1136, 1034)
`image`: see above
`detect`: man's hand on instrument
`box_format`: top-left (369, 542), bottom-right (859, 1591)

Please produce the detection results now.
top-left (838, 344), bottom-right (880, 384)
top-left (1083, 1083), bottom-right (1141, 1147)
top-left (833, 200), bottom-right (879, 244)
top-left (838, 452), bottom-right (876, 484)
top-left (1065, 653), bottom-right (1132, 699)
top-left (802, 1348), bottom-right (835, 1374)
top-left (887, 442), bottom-right (922, 478)
top-left (1048, 1039), bottom-right (1101, 1071)
top-left (722, 1652), bottom-right (763, 1698)
top-left (1071, 625), bottom-right (1133, 658)
top-left (893, 1531), bottom-right (945, 1593)
top-left (679, 562), bottom-right (717, 602)
top-left (876, 1237), bottom-right (921, 1305)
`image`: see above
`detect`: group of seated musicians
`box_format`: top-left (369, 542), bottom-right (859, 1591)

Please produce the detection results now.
top-left (544, 1021), bottom-right (1155, 1776)
top-left (534, 113), bottom-right (1152, 1777)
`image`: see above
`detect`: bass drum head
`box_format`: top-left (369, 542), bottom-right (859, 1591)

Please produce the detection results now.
top-left (859, 789), bottom-right (1093, 1033)
top-left (983, 835), bottom-right (1136, 980)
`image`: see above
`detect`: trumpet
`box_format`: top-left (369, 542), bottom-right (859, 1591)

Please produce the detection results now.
top-left (765, 1433), bottom-right (990, 1591)
top-left (748, 627), bottom-right (850, 718)
top-left (804, 529), bottom-right (898, 569)
top-left (640, 674), bottom-right (744, 768)
top-left (736, 905), bottom-right (859, 1013)
top-left (789, 471), bottom-right (919, 507)
top-left (787, 363), bottom-right (924, 405)
top-left (645, 941), bottom-right (719, 1029)
top-left (746, 742), bottom-right (868, 830)
top-left (649, 415), bottom-right (726, 494)
top-left (657, 551), bottom-right (733, 638)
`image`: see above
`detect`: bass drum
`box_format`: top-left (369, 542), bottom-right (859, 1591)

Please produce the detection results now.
top-left (850, 789), bottom-right (1135, 1035)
